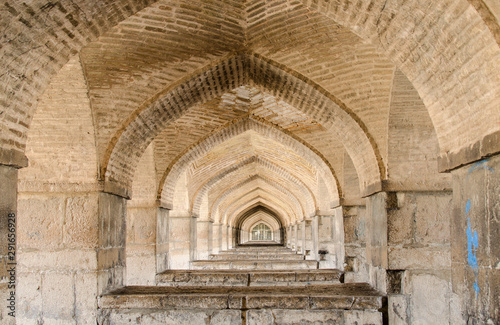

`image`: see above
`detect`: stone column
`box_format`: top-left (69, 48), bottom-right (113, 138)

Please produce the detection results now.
top-left (196, 220), bottom-right (212, 260)
top-left (286, 225), bottom-right (291, 248)
top-left (226, 225), bottom-right (232, 249)
top-left (312, 216), bottom-right (319, 261)
top-left (318, 215), bottom-right (334, 267)
top-left (168, 215), bottom-right (194, 269)
top-left (450, 155), bottom-right (499, 324)
top-left (221, 225), bottom-right (228, 251)
top-left (156, 207), bottom-right (169, 273)
top-left (298, 222), bottom-right (304, 255)
top-left (98, 192), bottom-right (127, 293)
top-left (0, 165), bottom-right (18, 325)
top-left (294, 223), bottom-right (299, 252)
top-left (365, 192), bottom-right (388, 293)
top-left (16, 179), bottom-right (101, 324)
top-left (212, 223), bottom-right (222, 254)
top-left (332, 208), bottom-right (345, 270)
top-left (303, 220), bottom-right (314, 259)
top-left (126, 203), bottom-right (157, 285)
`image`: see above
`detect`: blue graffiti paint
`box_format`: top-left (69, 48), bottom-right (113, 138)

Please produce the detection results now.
top-left (468, 159), bottom-right (495, 174)
top-left (463, 158), bottom-right (494, 295)
top-left (354, 220), bottom-right (365, 240)
top-left (466, 217), bottom-right (478, 270)
top-left (466, 199), bottom-right (480, 296)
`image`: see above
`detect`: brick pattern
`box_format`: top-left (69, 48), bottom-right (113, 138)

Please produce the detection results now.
top-left (104, 54), bottom-right (248, 195)
top-left (104, 53), bottom-right (380, 198)
top-left (204, 157), bottom-right (316, 219)
top-left (189, 157), bottom-right (314, 219)
top-left (0, 0), bottom-right (156, 158)
top-left (247, 1), bottom-right (394, 167)
top-left (18, 55), bottom-right (97, 189)
top-left (222, 190), bottom-right (297, 228)
top-left (300, 0), bottom-right (500, 152)
top-left (184, 134), bottom-right (310, 219)
top-left (212, 175), bottom-right (304, 226)
top-left (81, 0), bottom-right (246, 168)
top-left (1, 0), bottom-right (498, 182)
top-left (387, 69), bottom-right (451, 187)
top-left (205, 171), bottom-right (306, 222)
top-left (160, 117), bottom-right (336, 209)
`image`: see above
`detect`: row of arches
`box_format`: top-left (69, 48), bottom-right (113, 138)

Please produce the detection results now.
top-left (2, 1), bottom-right (498, 323)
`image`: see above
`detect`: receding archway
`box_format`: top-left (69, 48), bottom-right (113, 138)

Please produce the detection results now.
top-left (233, 205), bottom-right (285, 246)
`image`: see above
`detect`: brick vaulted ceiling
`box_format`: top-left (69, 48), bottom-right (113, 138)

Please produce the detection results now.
top-left (6, 0), bottom-right (500, 225)
top-left (77, 0), bottom-right (392, 224)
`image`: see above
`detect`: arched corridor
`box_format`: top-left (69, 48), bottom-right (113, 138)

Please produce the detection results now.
top-left (0, 1), bottom-right (499, 324)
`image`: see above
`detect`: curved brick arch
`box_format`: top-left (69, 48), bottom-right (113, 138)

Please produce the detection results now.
top-left (224, 195), bottom-right (296, 228)
top-left (233, 203), bottom-right (286, 230)
top-left (215, 177), bottom-right (305, 225)
top-left (205, 174), bottom-right (307, 223)
top-left (0, 0), bottom-right (158, 167)
top-left (189, 156), bottom-right (316, 218)
top-left (242, 214), bottom-right (281, 235)
top-left (160, 117), bottom-right (334, 208)
top-left (106, 53), bottom-right (381, 198)
top-left (1, 0), bottom-right (497, 177)
top-left (216, 181), bottom-right (303, 225)
top-left (205, 158), bottom-right (315, 218)
top-left (299, 0), bottom-right (500, 162)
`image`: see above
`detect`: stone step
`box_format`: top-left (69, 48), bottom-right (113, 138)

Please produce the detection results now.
top-left (231, 245), bottom-right (290, 248)
top-left (208, 253), bottom-right (305, 260)
top-left (98, 284), bottom-right (383, 324)
top-left (190, 259), bottom-right (319, 270)
top-left (217, 249), bottom-right (299, 255)
top-left (156, 269), bottom-right (343, 287)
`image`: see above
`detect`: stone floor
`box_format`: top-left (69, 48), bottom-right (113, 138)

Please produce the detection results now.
top-left (98, 246), bottom-right (384, 324)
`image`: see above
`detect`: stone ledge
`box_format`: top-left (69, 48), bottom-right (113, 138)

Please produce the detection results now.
top-left (0, 148), bottom-right (28, 168)
top-left (156, 269), bottom-right (343, 286)
top-left (99, 283), bottom-right (382, 310)
top-left (103, 180), bottom-right (131, 199)
top-left (438, 130), bottom-right (500, 172)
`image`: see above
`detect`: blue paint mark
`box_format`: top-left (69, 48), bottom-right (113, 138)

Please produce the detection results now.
top-left (466, 216), bottom-right (480, 295)
top-left (465, 199), bottom-right (471, 215)
top-left (468, 159), bottom-right (495, 174)
top-left (354, 220), bottom-right (365, 240)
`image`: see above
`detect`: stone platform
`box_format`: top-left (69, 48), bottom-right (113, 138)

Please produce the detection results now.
top-left (98, 283), bottom-right (383, 325)
top-left (156, 269), bottom-right (343, 286)
top-left (192, 246), bottom-right (318, 270)
top-left (99, 245), bottom-right (384, 324)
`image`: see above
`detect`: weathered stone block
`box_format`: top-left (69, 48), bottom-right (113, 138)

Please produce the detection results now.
top-left (17, 272), bottom-right (42, 323)
top-left (388, 246), bottom-right (451, 269)
top-left (127, 207), bottom-right (156, 244)
top-left (344, 309), bottom-right (382, 325)
top-left (407, 273), bottom-right (450, 325)
top-left (41, 272), bottom-right (75, 322)
top-left (387, 195), bottom-right (414, 245)
top-left (64, 194), bottom-right (99, 248)
top-left (18, 250), bottom-right (97, 272)
top-left (74, 271), bottom-right (98, 324)
top-left (415, 193), bottom-right (451, 245)
top-left (18, 195), bottom-right (64, 249)
top-left (246, 295), bottom-right (309, 309)
top-left (210, 310), bottom-right (241, 324)
top-left (388, 295), bottom-right (409, 325)
top-left (246, 309), bottom-right (274, 325)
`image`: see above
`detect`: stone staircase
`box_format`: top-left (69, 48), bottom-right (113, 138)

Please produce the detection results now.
top-left (98, 246), bottom-right (384, 324)
top-left (191, 246), bottom-right (318, 270)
